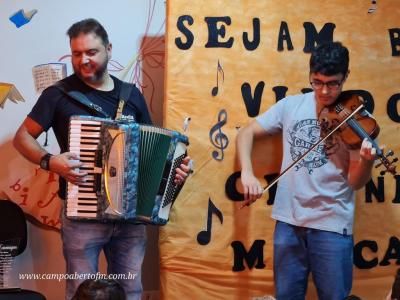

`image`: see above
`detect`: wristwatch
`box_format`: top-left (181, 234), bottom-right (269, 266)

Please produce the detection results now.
top-left (39, 153), bottom-right (53, 171)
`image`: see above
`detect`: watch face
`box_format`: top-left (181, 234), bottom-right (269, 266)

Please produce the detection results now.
top-left (40, 160), bottom-right (47, 169)
top-left (40, 154), bottom-right (51, 170)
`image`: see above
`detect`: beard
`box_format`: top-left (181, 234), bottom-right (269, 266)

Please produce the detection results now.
top-left (74, 58), bottom-right (108, 84)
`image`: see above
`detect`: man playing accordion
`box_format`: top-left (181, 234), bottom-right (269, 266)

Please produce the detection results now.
top-left (13, 18), bottom-right (190, 300)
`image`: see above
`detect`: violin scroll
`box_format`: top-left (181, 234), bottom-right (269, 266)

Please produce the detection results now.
top-left (375, 149), bottom-right (397, 176)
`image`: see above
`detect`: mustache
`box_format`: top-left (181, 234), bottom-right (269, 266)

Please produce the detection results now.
top-left (80, 62), bottom-right (91, 67)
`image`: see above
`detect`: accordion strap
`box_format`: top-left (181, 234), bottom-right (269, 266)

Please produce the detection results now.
top-left (53, 81), bottom-right (111, 118)
top-left (54, 80), bottom-right (135, 120)
top-left (115, 82), bottom-right (133, 121)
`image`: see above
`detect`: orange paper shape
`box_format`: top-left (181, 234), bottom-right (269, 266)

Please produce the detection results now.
top-left (0, 83), bottom-right (24, 109)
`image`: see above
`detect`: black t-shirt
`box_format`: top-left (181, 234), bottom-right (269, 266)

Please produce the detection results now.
top-left (28, 74), bottom-right (153, 198)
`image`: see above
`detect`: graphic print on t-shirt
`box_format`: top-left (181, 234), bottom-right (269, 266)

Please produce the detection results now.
top-left (287, 118), bottom-right (329, 174)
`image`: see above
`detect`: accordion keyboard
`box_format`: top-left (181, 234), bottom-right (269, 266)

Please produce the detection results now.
top-left (67, 119), bottom-right (102, 218)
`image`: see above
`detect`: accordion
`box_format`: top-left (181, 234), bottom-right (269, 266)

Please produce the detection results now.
top-left (66, 115), bottom-right (189, 225)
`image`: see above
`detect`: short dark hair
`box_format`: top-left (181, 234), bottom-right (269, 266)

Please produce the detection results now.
top-left (71, 279), bottom-right (126, 300)
top-left (309, 41), bottom-right (349, 76)
top-left (67, 18), bottom-right (109, 46)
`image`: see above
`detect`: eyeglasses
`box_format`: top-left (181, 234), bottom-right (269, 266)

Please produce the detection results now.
top-left (310, 79), bottom-right (343, 90)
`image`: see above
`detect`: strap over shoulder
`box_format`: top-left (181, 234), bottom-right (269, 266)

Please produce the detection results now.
top-left (115, 81), bottom-right (134, 121)
top-left (53, 81), bottom-right (111, 118)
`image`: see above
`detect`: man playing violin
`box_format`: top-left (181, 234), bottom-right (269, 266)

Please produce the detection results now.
top-left (236, 41), bottom-right (377, 300)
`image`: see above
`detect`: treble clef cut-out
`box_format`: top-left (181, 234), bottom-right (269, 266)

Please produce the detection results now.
top-left (209, 109), bottom-right (229, 161)
top-left (211, 60), bottom-right (224, 96)
top-left (197, 198), bottom-right (224, 245)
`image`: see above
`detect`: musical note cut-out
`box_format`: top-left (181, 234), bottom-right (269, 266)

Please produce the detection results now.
top-left (209, 109), bottom-right (229, 161)
top-left (197, 198), bottom-right (223, 245)
top-left (211, 60), bottom-right (224, 96)
top-left (368, 0), bottom-right (377, 13)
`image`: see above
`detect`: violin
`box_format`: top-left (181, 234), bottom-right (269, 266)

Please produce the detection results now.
top-left (319, 91), bottom-right (397, 175)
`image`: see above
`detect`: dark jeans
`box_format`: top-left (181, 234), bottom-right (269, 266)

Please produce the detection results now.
top-left (273, 221), bottom-right (353, 300)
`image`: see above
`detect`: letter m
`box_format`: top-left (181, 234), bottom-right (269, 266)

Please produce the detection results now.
top-left (303, 22), bottom-right (336, 53)
top-left (231, 240), bottom-right (266, 272)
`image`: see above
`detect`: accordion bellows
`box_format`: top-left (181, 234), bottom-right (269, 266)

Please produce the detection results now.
top-left (66, 115), bottom-right (189, 225)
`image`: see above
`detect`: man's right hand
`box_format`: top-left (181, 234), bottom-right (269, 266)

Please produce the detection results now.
top-left (240, 170), bottom-right (264, 207)
top-left (50, 152), bottom-right (87, 185)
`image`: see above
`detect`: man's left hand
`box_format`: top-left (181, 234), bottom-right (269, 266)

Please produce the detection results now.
top-left (174, 156), bottom-right (192, 185)
top-left (360, 138), bottom-right (377, 161)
